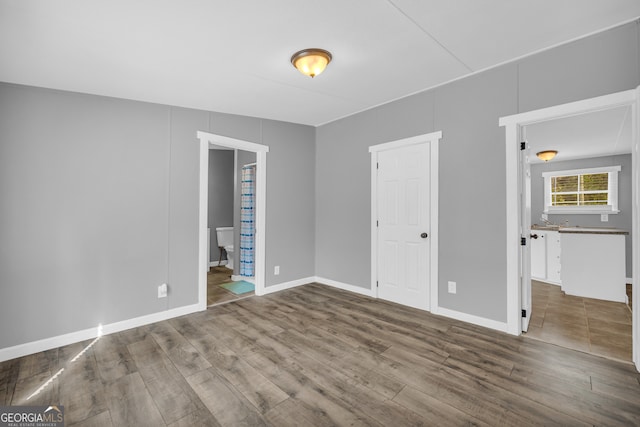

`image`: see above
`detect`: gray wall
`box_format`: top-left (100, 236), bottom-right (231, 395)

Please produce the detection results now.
top-left (315, 22), bottom-right (639, 323)
top-left (0, 83), bottom-right (316, 350)
top-left (208, 150), bottom-right (234, 262)
top-left (1, 20), bottom-right (638, 350)
top-left (233, 150), bottom-right (256, 275)
top-left (531, 154), bottom-right (633, 277)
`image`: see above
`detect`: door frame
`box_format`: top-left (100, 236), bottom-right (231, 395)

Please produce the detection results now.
top-left (369, 131), bottom-right (441, 311)
top-left (196, 131), bottom-right (269, 309)
top-left (499, 89), bottom-right (639, 370)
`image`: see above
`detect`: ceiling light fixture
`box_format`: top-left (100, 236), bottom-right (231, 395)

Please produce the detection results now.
top-left (536, 150), bottom-right (558, 162)
top-left (291, 48), bottom-right (332, 78)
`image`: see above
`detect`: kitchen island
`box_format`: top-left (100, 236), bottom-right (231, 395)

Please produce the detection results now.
top-left (531, 225), bottom-right (628, 303)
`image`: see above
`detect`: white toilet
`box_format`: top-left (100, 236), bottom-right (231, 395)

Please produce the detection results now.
top-left (215, 227), bottom-right (234, 270)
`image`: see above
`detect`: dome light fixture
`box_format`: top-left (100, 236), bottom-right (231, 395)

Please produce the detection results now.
top-left (291, 48), bottom-right (332, 78)
top-left (536, 150), bottom-right (558, 162)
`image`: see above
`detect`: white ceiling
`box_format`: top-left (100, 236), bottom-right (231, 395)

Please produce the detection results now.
top-left (1, 1), bottom-right (639, 126)
top-left (526, 105), bottom-right (632, 164)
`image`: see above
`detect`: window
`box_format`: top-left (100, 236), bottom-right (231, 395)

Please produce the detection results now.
top-left (542, 166), bottom-right (621, 214)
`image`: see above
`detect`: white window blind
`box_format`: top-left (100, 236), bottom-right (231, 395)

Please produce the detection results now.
top-left (542, 166), bottom-right (621, 214)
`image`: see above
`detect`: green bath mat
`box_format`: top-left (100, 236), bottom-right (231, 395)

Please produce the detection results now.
top-left (220, 280), bottom-right (255, 295)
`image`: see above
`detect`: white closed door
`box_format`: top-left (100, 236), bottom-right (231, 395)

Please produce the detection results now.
top-left (377, 142), bottom-right (430, 310)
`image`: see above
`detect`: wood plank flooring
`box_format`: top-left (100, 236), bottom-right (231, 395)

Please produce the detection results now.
top-left (2, 283), bottom-right (639, 426)
top-left (207, 266), bottom-right (255, 306)
top-left (526, 280), bottom-right (633, 361)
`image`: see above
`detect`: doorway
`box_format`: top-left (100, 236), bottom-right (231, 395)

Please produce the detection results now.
top-left (369, 131), bottom-right (441, 312)
top-left (524, 107), bottom-right (633, 361)
top-left (500, 88), bottom-right (640, 370)
top-left (206, 148), bottom-right (257, 306)
top-left (196, 131), bottom-right (269, 310)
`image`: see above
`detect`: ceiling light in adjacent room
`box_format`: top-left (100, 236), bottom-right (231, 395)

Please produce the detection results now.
top-left (291, 48), bottom-right (332, 78)
top-left (536, 150), bottom-right (558, 162)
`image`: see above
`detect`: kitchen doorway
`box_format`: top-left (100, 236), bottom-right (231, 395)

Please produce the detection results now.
top-left (523, 108), bottom-right (633, 361)
top-left (500, 88), bottom-right (640, 370)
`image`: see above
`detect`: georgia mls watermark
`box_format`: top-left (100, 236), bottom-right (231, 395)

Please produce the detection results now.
top-left (0, 406), bottom-right (64, 427)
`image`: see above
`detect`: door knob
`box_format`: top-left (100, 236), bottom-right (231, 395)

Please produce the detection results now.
top-left (530, 233), bottom-right (538, 239)
top-left (420, 232), bottom-right (428, 238)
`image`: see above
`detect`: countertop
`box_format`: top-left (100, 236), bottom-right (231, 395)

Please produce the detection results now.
top-left (531, 224), bottom-right (629, 235)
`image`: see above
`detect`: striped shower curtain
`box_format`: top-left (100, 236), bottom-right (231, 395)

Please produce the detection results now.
top-left (240, 164), bottom-right (256, 277)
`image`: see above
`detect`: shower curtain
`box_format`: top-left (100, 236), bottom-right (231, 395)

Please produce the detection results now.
top-left (240, 164), bottom-right (256, 277)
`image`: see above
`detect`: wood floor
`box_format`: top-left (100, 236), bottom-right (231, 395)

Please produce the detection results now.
top-left (526, 280), bottom-right (633, 361)
top-left (2, 283), bottom-right (640, 426)
top-left (207, 266), bottom-right (254, 306)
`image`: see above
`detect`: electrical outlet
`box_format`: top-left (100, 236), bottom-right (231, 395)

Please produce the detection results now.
top-left (274, 266), bottom-right (280, 275)
top-left (158, 283), bottom-right (168, 298)
top-left (601, 213), bottom-right (609, 222)
top-left (448, 281), bottom-right (457, 294)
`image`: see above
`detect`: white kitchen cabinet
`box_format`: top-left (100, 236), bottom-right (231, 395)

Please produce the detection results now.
top-left (530, 231), bottom-right (547, 280)
top-left (530, 229), bottom-right (561, 285)
top-left (546, 231), bottom-right (561, 284)
top-left (560, 230), bottom-right (627, 303)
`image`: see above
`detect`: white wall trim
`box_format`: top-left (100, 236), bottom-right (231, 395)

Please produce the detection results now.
top-left (368, 131), bottom-right (443, 153)
top-left (262, 276), bottom-right (315, 295)
top-left (369, 131), bottom-right (442, 312)
top-left (500, 88), bottom-right (639, 371)
top-left (210, 260), bottom-right (228, 267)
top-left (431, 306), bottom-right (509, 333)
top-left (315, 276), bottom-right (376, 298)
top-left (0, 303), bottom-right (201, 363)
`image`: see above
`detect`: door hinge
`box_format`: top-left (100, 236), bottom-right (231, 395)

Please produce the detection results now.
top-left (520, 237), bottom-right (526, 246)
top-left (377, 162), bottom-right (379, 169)
top-left (522, 309), bottom-right (527, 318)
top-left (376, 220), bottom-right (379, 227)
top-left (520, 142), bottom-right (526, 150)
top-left (376, 281), bottom-right (379, 287)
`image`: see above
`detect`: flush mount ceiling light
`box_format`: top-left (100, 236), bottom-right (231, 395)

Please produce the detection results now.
top-left (291, 48), bottom-right (332, 78)
top-left (536, 150), bottom-right (558, 162)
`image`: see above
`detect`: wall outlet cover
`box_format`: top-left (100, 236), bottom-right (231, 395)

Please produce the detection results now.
top-left (447, 281), bottom-right (456, 294)
top-left (274, 266), bottom-right (280, 275)
top-left (601, 213), bottom-right (609, 222)
top-left (158, 283), bottom-right (168, 298)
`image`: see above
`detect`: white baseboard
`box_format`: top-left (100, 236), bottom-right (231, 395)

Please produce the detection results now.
top-left (0, 303), bottom-right (202, 363)
top-left (314, 276), bottom-right (375, 298)
top-left (431, 305), bottom-right (509, 333)
top-left (209, 260), bottom-right (228, 267)
top-left (262, 276), bottom-right (315, 295)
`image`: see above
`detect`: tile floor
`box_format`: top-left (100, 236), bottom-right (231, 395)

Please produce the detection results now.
top-left (525, 280), bottom-right (632, 362)
top-left (207, 266), bottom-right (255, 306)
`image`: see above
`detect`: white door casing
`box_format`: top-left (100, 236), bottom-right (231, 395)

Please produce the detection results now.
top-left (196, 131), bottom-right (269, 310)
top-left (521, 138), bottom-right (532, 332)
top-left (370, 131), bottom-right (441, 312)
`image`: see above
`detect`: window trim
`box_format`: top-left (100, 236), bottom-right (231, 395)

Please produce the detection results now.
top-left (542, 165), bottom-right (621, 214)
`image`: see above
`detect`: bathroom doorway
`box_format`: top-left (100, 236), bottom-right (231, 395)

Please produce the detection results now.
top-left (500, 88), bottom-right (640, 370)
top-left (196, 131), bottom-right (269, 310)
top-left (206, 148), bottom-right (257, 306)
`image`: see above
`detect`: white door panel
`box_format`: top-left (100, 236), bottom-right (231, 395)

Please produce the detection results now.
top-left (377, 142), bottom-right (430, 310)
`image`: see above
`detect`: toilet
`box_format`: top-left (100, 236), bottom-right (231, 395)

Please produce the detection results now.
top-left (215, 227), bottom-right (234, 270)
